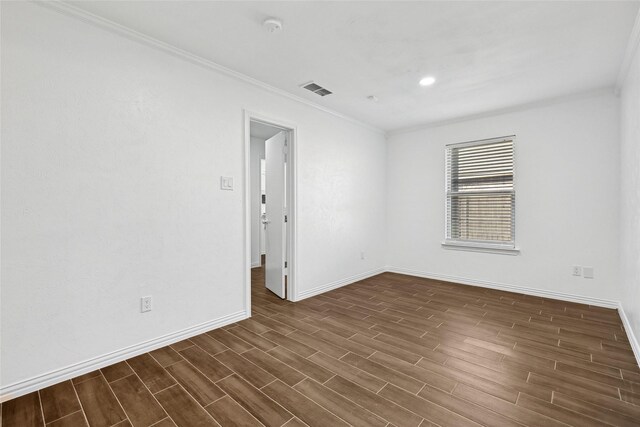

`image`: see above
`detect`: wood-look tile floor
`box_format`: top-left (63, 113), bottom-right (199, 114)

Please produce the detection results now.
top-left (2, 266), bottom-right (640, 427)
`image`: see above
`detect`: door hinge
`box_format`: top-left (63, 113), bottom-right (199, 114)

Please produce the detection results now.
top-left (284, 215), bottom-right (288, 223)
top-left (285, 261), bottom-right (287, 268)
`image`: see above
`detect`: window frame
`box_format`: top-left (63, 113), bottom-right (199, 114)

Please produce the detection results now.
top-left (441, 136), bottom-right (520, 255)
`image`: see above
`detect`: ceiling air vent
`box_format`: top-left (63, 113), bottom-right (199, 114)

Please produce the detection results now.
top-left (301, 81), bottom-right (333, 97)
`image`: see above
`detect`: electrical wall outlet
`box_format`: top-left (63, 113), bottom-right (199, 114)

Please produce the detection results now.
top-left (572, 266), bottom-right (582, 276)
top-left (583, 267), bottom-right (594, 279)
top-left (141, 296), bottom-right (153, 313)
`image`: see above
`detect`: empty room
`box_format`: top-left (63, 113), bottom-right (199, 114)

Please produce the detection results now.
top-left (2, 1), bottom-right (640, 426)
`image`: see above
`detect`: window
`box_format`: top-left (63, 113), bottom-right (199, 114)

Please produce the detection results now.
top-left (444, 136), bottom-right (518, 254)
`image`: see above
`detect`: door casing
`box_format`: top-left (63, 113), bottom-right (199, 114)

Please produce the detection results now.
top-left (244, 111), bottom-right (297, 311)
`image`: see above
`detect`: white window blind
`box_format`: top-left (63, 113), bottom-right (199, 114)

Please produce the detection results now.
top-left (445, 136), bottom-right (515, 250)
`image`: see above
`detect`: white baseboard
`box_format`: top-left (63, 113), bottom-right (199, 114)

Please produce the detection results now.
top-left (617, 303), bottom-right (640, 368)
top-left (0, 310), bottom-right (248, 403)
top-left (294, 268), bottom-right (386, 301)
top-left (386, 267), bottom-right (640, 368)
top-left (3, 268), bottom-right (638, 402)
top-left (385, 266), bottom-right (619, 309)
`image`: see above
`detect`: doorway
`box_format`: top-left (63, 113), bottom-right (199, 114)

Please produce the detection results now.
top-left (245, 112), bottom-right (296, 307)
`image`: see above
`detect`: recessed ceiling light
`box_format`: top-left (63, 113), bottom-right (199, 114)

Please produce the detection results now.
top-left (367, 95), bottom-right (379, 102)
top-left (419, 76), bottom-right (436, 86)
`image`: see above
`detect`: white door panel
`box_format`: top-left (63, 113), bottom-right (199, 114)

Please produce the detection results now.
top-left (264, 131), bottom-right (287, 298)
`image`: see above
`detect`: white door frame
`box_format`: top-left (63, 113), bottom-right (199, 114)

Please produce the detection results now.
top-left (259, 158), bottom-right (266, 264)
top-left (244, 110), bottom-right (298, 310)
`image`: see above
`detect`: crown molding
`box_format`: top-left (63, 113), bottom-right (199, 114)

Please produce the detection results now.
top-left (33, 0), bottom-right (385, 136)
top-left (387, 86), bottom-right (615, 137)
top-left (616, 7), bottom-right (640, 92)
top-left (30, 0), bottom-right (638, 139)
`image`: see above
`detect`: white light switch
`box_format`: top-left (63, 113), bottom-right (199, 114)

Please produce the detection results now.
top-left (220, 176), bottom-right (234, 190)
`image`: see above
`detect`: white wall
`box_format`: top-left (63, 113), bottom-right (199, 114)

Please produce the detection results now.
top-left (1, 2), bottom-right (387, 391)
top-left (386, 91), bottom-right (621, 303)
top-left (620, 39), bottom-right (640, 349)
top-left (250, 137), bottom-right (265, 267)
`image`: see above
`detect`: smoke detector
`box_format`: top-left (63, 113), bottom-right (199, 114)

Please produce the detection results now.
top-left (263, 18), bottom-right (283, 33)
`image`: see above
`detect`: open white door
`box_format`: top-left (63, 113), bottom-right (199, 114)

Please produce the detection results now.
top-left (263, 131), bottom-right (287, 298)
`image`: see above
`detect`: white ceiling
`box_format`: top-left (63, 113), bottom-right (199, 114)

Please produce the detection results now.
top-left (69, 1), bottom-right (639, 132)
top-left (250, 121), bottom-right (284, 140)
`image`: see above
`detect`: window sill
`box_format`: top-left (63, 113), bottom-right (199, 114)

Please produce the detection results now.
top-left (441, 241), bottom-right (520, 255)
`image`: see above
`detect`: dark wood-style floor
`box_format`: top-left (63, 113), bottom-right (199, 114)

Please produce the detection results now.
top-left (2, 265), bottom-right (640, 427)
